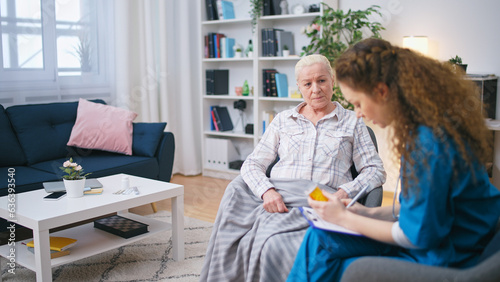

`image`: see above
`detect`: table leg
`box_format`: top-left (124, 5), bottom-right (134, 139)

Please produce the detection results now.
top-left (171, 194), bottom-right (184, 261)
top-left (33, 229), bottom-right (52, 282)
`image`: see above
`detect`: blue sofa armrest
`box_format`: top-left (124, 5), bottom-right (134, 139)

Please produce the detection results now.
top-left (156, 132), bottom-right (175, 182)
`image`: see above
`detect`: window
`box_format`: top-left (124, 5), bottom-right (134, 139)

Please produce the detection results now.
top-left (0, 0), bottom-right (112, 98)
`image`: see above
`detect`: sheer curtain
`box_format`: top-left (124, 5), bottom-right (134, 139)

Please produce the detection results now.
top-left (114, 0), bottom-right (201, 176)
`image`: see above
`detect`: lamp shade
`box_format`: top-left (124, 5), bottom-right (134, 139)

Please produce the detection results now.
top-left (403, 36), bottom-right (428, 55)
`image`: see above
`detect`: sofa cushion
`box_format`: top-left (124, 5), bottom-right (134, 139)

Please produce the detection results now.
top-left (0, 166), bottom-right (60, 196)
top-left (0, 105), bottom-right (26, 166)
top-left (67, 99), bottom-right (137, 155)
top-left (6, 100), bottom-right (106, 165)
top-left (132, 122), bottom-right (167, 157)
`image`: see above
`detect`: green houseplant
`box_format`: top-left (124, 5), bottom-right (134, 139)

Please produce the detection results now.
top-left (449, 55), bottom-right (467, 73)
top-left (283, 44), bottom-right (290, 57)
top-left (301, 3), bottom-right (385, 109)
top-left (73, 32), bottom-right (92, 73)
top-left (249, 0), bottom-right (264, 34)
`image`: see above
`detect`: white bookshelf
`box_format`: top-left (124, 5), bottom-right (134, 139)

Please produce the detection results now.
top-left (199, 0), bottom-right (338, 179)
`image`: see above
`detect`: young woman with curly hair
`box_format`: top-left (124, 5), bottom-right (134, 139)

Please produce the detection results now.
top-left (287, 38), bottom-right (500, 282)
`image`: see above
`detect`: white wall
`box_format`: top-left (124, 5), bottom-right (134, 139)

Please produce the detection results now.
top-left (340, 0), bottom-right (500, 192)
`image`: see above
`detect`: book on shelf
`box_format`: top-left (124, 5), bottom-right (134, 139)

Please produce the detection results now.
top-left (262, 110), bottom-right (276, 134)
top-left (214, 33), bottom-right (220, 58)
top-left (27, 246), bottom-right (71, 259)
top-left (275, 73), bottom-right (288, 98)
top-left (220, 0), bottom-right (235, 20)
top-left (26, 236), bottom-right (77, 252)
top-left (207, 32), bottom-right (214, 58)
top-left (261, 28), bottom-right (284, 57)
top-left (212, 107), bottom-right (222, 131)
top-left (269, 72), bottom-right (278, 97)
top-left (205, 0), bottom-right (219, 21)
top-left (204, 35), bottom-right (209, 58)
top-left (263, 0), bottom-right (272, 16)
top-left (220, 37), bottom-right (235, 58)
top-left (262, 69), bottom-right (278, 97)
top-left (276, 30), bottom-right (295, 56)
top-left (210, 106), bottom-right (217, 131)
top-left (271, 0), bottom-right (282, 15)
top-left (216, 0), bottom-right (223, 19)
top-left (261, 28), bottom-right (269, 57)
top-left (225, 37), bottom-right (235, 58)
top-left (212, 106), bottom-right (234, 131)
top-left (206, 32), bottom-right (231, 59)
top-left (206, 69), bottom-right (229, 95)
top-left (220, 37), bottom-right (226, 58)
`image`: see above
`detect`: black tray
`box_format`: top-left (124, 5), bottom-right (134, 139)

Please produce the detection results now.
top-left (94, 215), bottom-right (149, 239)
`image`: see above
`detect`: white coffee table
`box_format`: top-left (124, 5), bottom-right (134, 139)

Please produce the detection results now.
top-left (0, 174), bottom-right (184, 282)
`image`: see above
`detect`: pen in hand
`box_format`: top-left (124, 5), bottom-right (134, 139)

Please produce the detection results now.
top-left (346, 185), bottom-right (370, 208)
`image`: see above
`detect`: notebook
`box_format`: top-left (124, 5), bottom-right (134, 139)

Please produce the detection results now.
top-left (43, 179), bottom-right (103, 193)
top-left (26, 236), bottom-right (77, 252)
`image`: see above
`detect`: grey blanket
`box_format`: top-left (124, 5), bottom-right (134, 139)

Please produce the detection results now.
top-left (200, 175), bottom-right (337, 282)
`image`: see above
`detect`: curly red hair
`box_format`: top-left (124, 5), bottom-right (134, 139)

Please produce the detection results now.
top-left (334, 38), bottom-right (492, 191)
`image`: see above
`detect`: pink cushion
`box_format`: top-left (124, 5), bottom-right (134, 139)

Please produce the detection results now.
top-left (67, 99), bottom-right (138, 155)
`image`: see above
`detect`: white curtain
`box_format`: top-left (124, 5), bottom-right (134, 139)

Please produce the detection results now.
top-left (114, 0), bottom-right (202, 176)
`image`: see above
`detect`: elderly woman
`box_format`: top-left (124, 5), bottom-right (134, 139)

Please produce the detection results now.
top-left (200, 54), bottom-right (386, 282)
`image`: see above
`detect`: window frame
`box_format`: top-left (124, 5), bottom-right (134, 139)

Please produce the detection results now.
top-left (0, 0), bottom-right (113, 96)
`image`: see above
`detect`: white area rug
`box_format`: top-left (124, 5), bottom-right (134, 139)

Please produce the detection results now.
top-left (0, 211), bottom-right (212, 281)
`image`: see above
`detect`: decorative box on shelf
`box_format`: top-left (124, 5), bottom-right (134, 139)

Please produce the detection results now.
top-left (94, 215), bottom-right (149, 239)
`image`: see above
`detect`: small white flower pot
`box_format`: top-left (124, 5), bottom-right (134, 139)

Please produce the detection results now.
top-left (283, 50), bottom-right (290, 57)
top-left (234, 51), bottom-right (242, 58)
top-left (64, 178), bottom-right (85, 198)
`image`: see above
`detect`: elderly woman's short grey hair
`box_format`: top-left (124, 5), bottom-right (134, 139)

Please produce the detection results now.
top-left (295, 54), bottom-right (333, 81)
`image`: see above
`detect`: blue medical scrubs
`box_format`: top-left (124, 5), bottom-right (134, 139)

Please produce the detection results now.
top-left (287, 126), bottom-right (500, 282)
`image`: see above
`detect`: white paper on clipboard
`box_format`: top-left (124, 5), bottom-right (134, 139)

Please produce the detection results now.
top-left (299, 207), bottom-right (362, 236)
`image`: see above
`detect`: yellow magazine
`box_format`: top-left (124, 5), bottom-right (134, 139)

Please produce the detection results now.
top-left (26, 236), bottom-right (77, 252)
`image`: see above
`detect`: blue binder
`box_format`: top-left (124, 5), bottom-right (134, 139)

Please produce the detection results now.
top-left (275, 73), bottom-right (288, 98)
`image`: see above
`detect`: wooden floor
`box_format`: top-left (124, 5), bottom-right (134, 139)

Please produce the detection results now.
top-left (130, 174), bottom-right (395, 223)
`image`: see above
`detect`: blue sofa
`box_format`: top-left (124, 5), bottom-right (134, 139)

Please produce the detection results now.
top-left (0, 100), bottom-right (175, 197)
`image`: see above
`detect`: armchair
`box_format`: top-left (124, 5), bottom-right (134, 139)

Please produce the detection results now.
top-left (341, 220), bottom-right (500, 282)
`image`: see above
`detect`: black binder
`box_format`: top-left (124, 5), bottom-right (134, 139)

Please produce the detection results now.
top-left (206, 69), bottom-right (229, 95)
top-left (213, 106), bottom-right (233, 131)
top-left (205, 0), bottom-right (219, 20)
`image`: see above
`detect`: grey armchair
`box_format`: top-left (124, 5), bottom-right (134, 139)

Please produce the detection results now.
top-left (266, 126), bottom-right (383, 207)
top-left (341, 208), bottom-right (500, 281)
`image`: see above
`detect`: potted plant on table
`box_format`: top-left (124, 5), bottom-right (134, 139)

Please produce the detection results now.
top-left (60, 158), bottom-right (91, 198)
top-left (301, 3), bottom-right (385, 109)
top-left (448, 55), bottom-right (468, 73)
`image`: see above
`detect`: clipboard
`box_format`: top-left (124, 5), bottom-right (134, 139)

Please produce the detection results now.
top-left (299, 207), bottom-right (362, 236)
